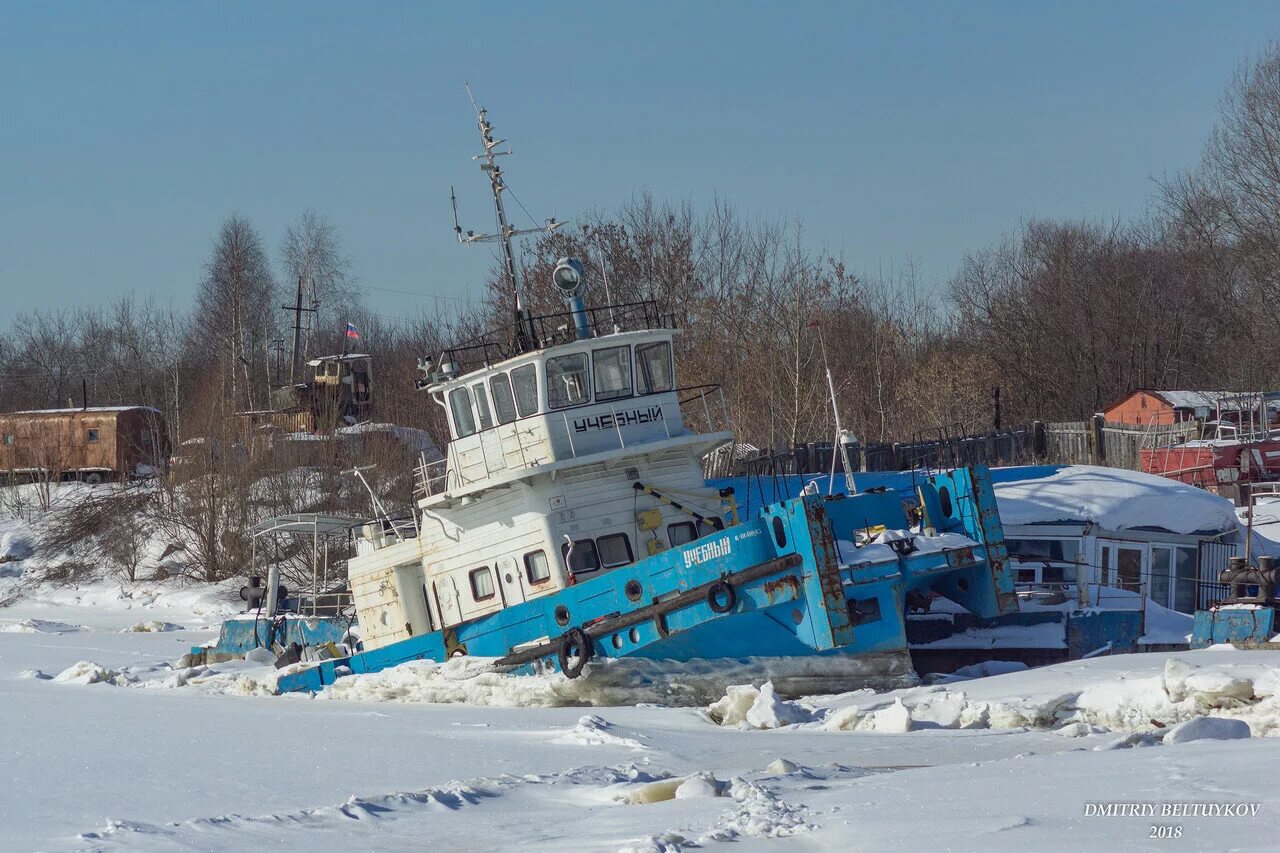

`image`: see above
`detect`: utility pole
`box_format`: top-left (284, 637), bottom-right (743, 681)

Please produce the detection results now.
top-left (283, 275), bottom-right (316, 384)
top-left (451, 85), bottom-right (565, 354)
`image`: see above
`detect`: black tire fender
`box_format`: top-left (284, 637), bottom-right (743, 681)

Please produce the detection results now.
top-left (557, 627), bottom-right (593, 679)
top-left (707, 579), bottom-right (737, 614)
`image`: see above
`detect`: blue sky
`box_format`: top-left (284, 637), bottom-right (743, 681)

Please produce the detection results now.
top-left (2, 1), bottom-right (1279, 328)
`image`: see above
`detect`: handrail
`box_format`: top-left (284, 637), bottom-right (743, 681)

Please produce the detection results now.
top-left (438, 300), bottom-right (676, 375)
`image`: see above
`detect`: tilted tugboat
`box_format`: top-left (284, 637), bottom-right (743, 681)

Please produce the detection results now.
top-left (276, 97), bottom-right (1021, 695)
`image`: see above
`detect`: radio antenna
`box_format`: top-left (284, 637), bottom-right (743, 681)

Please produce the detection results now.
top-left (452, 84), bottom-right (566, 353)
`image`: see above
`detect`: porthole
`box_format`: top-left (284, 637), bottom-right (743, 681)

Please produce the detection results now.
top-left (938, 486), bottom-right (953, 518)
top-left (772, 516), bottom-right (787, 549)
top-left (956, 577), bottom-right (969, 592)
top-left (554, 604), bottom-right (570, 626)
top-left (628, 626), bottom-right (640, 644)
top-left (624, 579), bottom-right (643, 602)
top-left (611, 634), bottom-right (622, 650)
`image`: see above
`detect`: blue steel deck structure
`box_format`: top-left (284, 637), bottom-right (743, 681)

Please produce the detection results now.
top-left (277, 465), bottom-right (1018, 693)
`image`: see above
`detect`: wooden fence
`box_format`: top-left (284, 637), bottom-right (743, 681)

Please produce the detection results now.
top-left (725, 415), bottom-right (1203, 477)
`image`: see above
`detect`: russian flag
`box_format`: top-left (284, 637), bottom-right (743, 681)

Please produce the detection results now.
top-left (345, 322), bottom-right (361, 340)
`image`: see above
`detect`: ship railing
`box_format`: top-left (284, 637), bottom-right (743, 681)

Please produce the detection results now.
top-left (415, 453), bottom-right (449, 498)
top-left (439, 300), bottom-right (675, 375)
top-left (293, 590), bottom-right (354, 618)
top-left (415, 384), bottom-right (731, 498)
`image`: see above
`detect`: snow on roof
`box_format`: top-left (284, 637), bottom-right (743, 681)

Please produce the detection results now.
top-left (6, 406), bottom-right (161, 416)
top-left (334, 421), bottom-right (438, 453)
top-left (994, 464), bottom-right (1238, 535)
top-left (1145, 390), bottom-right (1280, 411)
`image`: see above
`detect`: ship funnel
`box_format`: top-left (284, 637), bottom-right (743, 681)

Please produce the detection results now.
top-left (552, 257), bottom-right (591, 340)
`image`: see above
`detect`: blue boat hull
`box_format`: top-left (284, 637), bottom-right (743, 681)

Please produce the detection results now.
top-left (277, 466), bottom-right (1018, 694)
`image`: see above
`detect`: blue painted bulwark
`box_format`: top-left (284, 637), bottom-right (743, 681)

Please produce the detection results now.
top-left (195, 615), bottom-right (351, 657)
top-left (1067, 610), bottom-right (1141, 657)
top-left (1191, 607), bottom-right (1277, 649)
top-left (276, 465), bottom-right (1019, 694)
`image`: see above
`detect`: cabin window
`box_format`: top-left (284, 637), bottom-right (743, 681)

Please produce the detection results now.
top-left (635, 341), bottom-right (674, 395)
top-left (668, 521), bottom-right (698, 547)
top-left (1006, 537), bottom-right (1079, 584)
top-left (472, 382), bottom-right (494, 430)
top-left (449, 387), bottom-right (477, 438)
top-left (592, 345), bottom-right (632, 401)
top-left (469, 567), bottom-right (495, 601)
top-left (2, 434), bottom-right (12, 446)
top-left (1174, 546), bottom-right (1197, 613)
top-left (1151, 546), bottom-right (1173, 609)
top-left (524, 550), bottom-right (551, 584)
top-left (562, 538), bottom-right (600, 575)
top-left (597, 533), bottom-right (634, 568)
top-left (490, 373), bottom-right (518, 424)
top-left (86, 428), bottom-right (100, 443)
top-left (546, 353), bottom-right (590, 409)
top-left (512, 364), bottom-right (539, 417)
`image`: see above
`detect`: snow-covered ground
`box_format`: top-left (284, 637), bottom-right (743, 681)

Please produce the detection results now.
top-left (4, 588), bottom-right (1280, 851)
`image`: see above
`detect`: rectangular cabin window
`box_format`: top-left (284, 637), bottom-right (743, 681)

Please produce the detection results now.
top-left (592, 345), bottom-right (632, 402)
top-left (562, 538), bottom-right (600, 575)
top-left (524, 550), bottom-right (551, 584)
top-left (597, 533), bottom-right (634, 568)
top-left (668, 521), bottom-right (698, 547)
top-left (490, 373), bottom-right (518, 424)
top-left (635, 341), bottom-right (674, 395)
top-left (512, 364), bottom-right (539, 417)
top-left (472, 382), bottom-right (494, 430)
top-left (469, 567), bottom-right (495, 601)
top-left (546, 353), bottom-right (590, 409)
top-left (86, 428), bottom-right (100, 443)
top-left (449, 387), bottom-right (477, 438)
top-left (1174, 547), bottom-right (1197, 613)
top-left (2, 433), bottom-right (13, 446)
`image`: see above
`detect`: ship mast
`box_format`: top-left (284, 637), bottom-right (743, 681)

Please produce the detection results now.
top-left (452, 85), bottom-right (564, 354)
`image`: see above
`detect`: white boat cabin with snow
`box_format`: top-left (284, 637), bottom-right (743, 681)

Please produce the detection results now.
top-left (995, 466), bottom-right (1242, 614)
top-left (347, 302), bottom-right (735, 652)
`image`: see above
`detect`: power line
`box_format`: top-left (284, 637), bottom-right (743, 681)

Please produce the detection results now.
top-left (353, 283), bottom-right (493, 305)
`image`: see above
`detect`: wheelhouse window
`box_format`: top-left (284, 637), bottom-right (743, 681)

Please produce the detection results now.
top-left (448, 387), bottom-right (477, 438)
top-left (469, 567), bottom-right (495, 601)
top-left (667, 522), bottom-right (698, 547)
top-left (597, 533), bottom-right (634, 568)
top-left (511, 364), bottom-right (539, 417)
top-left (592, 345), bottom-right (632, 402)
top-left (86, 428), bottom-right (100, 443)
top-left (490, 373), bottom-right (517, 424)
top-left (472, 382), bottom-right (494, 430)
top-left (546, 353), bottom-right (590, 409)
top-left (635, 341), bottom-right (673, 395)
top-left (524, 550), bottom-right (551, 584)
top-left (562, 538), bottom-right (600, 575)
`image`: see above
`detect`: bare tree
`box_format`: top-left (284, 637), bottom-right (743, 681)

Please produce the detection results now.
top-left (193, 215), bottom-right (277, 412)
top-left (280, 211), bottom-right (359, 372)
